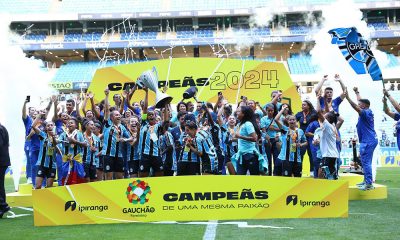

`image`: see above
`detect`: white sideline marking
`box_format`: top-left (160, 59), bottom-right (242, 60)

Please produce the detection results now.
top-left (203, 220), bottom-right (218, 240)
top-left (349, 213), bottom-right (375, 216)
top-left (6, 210), bottom-right (31, 218)
top-left (154, 221), bottom-right (293, 229)
top-left (16, 207), bottom-right (33, 212)
top-left (220, 222), bottom-right (294, 229)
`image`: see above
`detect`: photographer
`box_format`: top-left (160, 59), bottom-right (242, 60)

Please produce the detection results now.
top-left (0, 122), bottom-right (10, 218)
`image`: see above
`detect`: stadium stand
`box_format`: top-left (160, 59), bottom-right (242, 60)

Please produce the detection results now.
top-left (52, 59), bottom-right (157, 83)
top-left (64, 31), bottom-right (103, 42)
top-left (0, 0), bottom-right (395, 15)
top-left (23, 33), bottom-right (47, 42)
top-left (287, 55), bottom-right (319, 74)
top-left (289, 26), bottom-right (311, 35)
top-left (368, 22), bottom-right (390, 31)
top-left (0, 0), bottom-right (51, 14)
top-left (288, 54), bottom-right (400, 75)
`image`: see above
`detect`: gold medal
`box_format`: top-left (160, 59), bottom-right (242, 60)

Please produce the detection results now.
top-left (46, 147), bottom-right (54, 156)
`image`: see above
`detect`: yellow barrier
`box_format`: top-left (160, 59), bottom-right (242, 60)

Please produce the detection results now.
top-left (33, 176), bottom-right (348, 226)
top-left (88, 58), bottom-right (302, 111)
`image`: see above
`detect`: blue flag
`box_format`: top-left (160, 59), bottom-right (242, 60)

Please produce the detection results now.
top-left (328, 27), bottom-right (382, 81)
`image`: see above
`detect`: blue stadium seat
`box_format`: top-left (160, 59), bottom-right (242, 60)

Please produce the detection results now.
top-left (0, 0), bottom-right (394, 14)
top-left (52, 59), bottom-right (158, 83)
top-left (287, 55), bottom-right (319, 74)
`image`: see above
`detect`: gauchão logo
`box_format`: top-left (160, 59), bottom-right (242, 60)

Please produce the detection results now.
top-left (286, 195), bottom-right (298, 206)
top-left (65, 200), bottom-right (77, 211)
top-left (126, 180), bottom-right (152, 205)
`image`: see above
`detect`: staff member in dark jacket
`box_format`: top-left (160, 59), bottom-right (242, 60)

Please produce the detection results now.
top-left (0, 122), bottom-right (11, 218)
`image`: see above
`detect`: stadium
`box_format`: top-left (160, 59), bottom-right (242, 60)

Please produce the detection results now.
top-left (0, 0), bottom-right (400, 239)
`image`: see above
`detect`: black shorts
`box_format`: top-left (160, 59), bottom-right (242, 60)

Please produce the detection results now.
top-left (177, 161), bottom-right (200, 176)
top-left (36, 166), bottom-right (56, 179)
top-left (97, 156), bottom-right (104, 170)
top-left (139, 154), bottom-right (163, 173)
top-left (128, 160), bottom-right (140, 175)
top-left (201, 154), bottom-right (212, 174)
top-left (103, 156), bottom-right (124, 173)
top-left (282, 160), bottom-right (302, 178)
top-left (84, 164), bottom-right (97, 180)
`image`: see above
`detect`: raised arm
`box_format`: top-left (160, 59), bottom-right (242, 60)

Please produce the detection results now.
top-left (143, 87), bottom-right (149, 114)
top-left (81, 93), bottom-right (89, 113)
top-left (76, 97), bottom-right (82, 120)
top-left (274, 105), bottom-right (287, 129)
top-left (316, 93), bottom-right (325, 122)
top-left (314, 75), bottom-right (328, 96)
top-left (213, 95), bottom-right (222, 113)
top-left (104, 88), bottom-right (110, 121)
top-left (120, 92), bottom-right (126, 114)
top-left (127, 84), bottom-right (137, 103)
top-left (353, 87), bottom-right (361, 101)
top-left (270, 92), bottom-right (282, 105)
top-left (334, 74), bottom-right (346, 100)
top-left (383, 88), bottom-right (400, 113)
top-left (31, 114), bottom-right (42, 134)
top-left (344, 88), bottom-right (362, 114)
top-left (22, 97), bottom-right (29, 120)
top-left (217, 102), bottom-right (225, 126)
top-left (44, 97), bottom-right (52, 118)
top-left (88, 93), bottom-right (100, 119)
top-left (383, 97), bottom-right (397, 119)
top-left (52, 95), bottom-right (59, 122)
top-left (163, 103), bottom-right (171, 123)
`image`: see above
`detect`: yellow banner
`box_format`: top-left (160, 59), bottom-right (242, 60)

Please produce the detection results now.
top-left (87, 58), bottom-right (301, 113)
top-left (33, 176), bottom-right (348, 226)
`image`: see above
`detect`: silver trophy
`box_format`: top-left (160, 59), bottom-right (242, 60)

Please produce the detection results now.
top-left (135, 77), bottom-right (145, 89)
top-left (138, 67), bottom-right (173, 108)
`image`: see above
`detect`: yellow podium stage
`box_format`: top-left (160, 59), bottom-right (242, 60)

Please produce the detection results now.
top-left (7, 174), bottom-right (387, 209)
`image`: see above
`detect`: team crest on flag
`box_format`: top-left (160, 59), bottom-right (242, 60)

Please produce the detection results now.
top-left (328, 27), bottom-right (383, 81)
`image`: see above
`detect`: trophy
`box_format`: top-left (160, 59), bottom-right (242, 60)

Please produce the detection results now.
top-left (135, 77), bottom-right (145, 89)
top-left (182, 86), bottom-right (199, 102)
top-left (138, 67), bottom-right (173, 108)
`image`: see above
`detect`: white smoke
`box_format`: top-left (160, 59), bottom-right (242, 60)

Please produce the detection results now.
top-left (310, 0), bottom-right (387, 107)
top-left (249, 7), bottom-right (276, 28)
top-left (310, 0), bottom-right (387, 171)
top-left (0, 14), bottom-right (53, 190)
top-left (249, 0), bottom-right (285, 28)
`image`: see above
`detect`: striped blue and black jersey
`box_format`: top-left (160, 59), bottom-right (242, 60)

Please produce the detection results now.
top-left (36, 131), bottom-right (57, 169)
top-left (196, 129), bottom-right (218, 171)
top-left (178, 133), bottom-right (203, 163)
top-left (126, 131), bottom-right (140, 161)
top-left (208, 122), bottom-right (223, 151)
top-left (221, 124), bottom-right (238, 159)
top-left (160, 132), bottom-right (177, 170)
top-left (58, 130), bottom-right (85, 157)
top-left (82, 133), bottom-right (101, 167)
top-left (102, 119), bottom-right (131, 158)
top-left (138, 121), bottom-right (162, 157)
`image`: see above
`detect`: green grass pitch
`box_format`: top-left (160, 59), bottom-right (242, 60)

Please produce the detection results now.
top-left (3, 168), bottom-right (400, 240)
